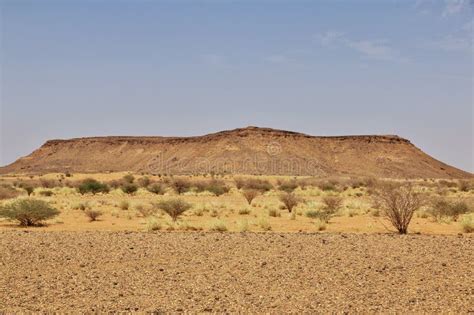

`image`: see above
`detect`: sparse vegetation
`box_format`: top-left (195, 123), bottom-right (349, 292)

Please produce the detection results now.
top-left (0, 199), bottom-right (60, 226)
top-left (238, 207), bottom-right (251, 215)
top-left (428, 199), bottom-right (471, 221)
top-left (145, 217), bottom-right (161, 231)
top-left (157, 199), bottom-right (192, 221)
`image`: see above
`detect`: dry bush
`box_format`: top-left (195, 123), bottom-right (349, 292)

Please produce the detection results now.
top-left (373, 184), bottom-right (422, 234)
top-left (23, 186), bottom-right (35, 196)
top-left (279, 192), bottom-right (301, 213)
top-left (145, 217), bottom-right (161, 231)
top-left (278, 180), bottom-right (299, 193)
top-left (147, 183), bottom-right (166, 195)
top-left (322, 196), bottom-right (343, 211)
top-left (460, 216), bottom-right (474, 233)
top-left (268, 209), bottom-right (281, 217)
top-left (210, 220), bottom-right (228, 232)
top-left (84, 209), bottom-right (103, 221)
top-left (0, 185), bottom-right (20, 200)
top-left (242, 189), bottom-right (260, 205)
top-left (235, 178), bottom-right (273, 192)
top-left (40, 178), bottom-right (62, 188)
top-left (195, 179), bottom-right (230, 196)
top-left (157, 199), bottom-right (192, 221)
top-left (238, 208), bottom-right (251, 215)
top-left (135, 204), bottom-right (155, 217)
top-left (428, 199), bottom-right (471, 221)
top-left (171, 179), bottom-right (192, 194)
top-left (39, 190), bottom-right (53, 197)
top-left (137, 176), bottom-right (151, 188)
top-left (0, 199), bottom-right (60, 226)
top-left (118, 200), bottom-right (129, 210)
top-left (123, 174), bottom-right (135, 184)
top-left (458, 180), bottom-right (473, 192)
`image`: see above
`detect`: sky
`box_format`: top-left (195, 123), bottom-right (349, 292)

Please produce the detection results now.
top-left (0, 0), bottom-right (472, 172)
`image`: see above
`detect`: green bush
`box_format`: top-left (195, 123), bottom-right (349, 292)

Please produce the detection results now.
top-left (78, 179), bottom-right (110, 195)
top-left (0, 199), bottom-right (60, 226)
top-left (121, 183), bottom-right (138, 194)
top-left (157, 199), bottom-right (192, 221)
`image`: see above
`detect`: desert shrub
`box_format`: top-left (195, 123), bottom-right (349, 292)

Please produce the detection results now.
top-left (235, 178), bottom-right (273, 192)
top-left (305, 210), bottom-right (319, 218)
top-left (458, 180), bottom-right (473, 192)
top-left (268, 209), bottom-right (281, 217)
top-left (210, 220), bottom-right (228, 232)
top-left (135, 204), bottom-right (155, 217)
top-left (23, 186), bottom-right (35, 196)
top-left (259, 218), bottom-right (272, 231)
top-left (73, 202), bottom-right (89, 211)
top-left (210, 209), bottom-right (219, 217)
top-left (318, 181), bottom-right (338, 192)
top-left (40, 178), bottom-right (61, 188)
top-left (147, 183), bottom-right (166, 195)
top-left (84, 209), bottom-right (103, 221)
top-left (322, 196), bottom-right (343, 212)
top-left (0, 199), bottom-right (60, 226)
top-left (39, 190), bottom-right (53, 197)
top-left (123, 174), bottom-right (135, 184)
top-left (438, 180), bottom-right (457, 188)
top-left (314, 219), bottom-right (327, 231)
top-left (204, 180), bottom-right (230, 196)
top-left (146, 217), bottom-right (161, 231)
top-left (278, 180), bottom-right (299, 193)
top-left (373, 184), bottom-right (422, 234)
top-left (121, 183), bottom-right (138, 194)
top-left (238, 220), bottom-right (249, 232)
top-left (157, 199), bottom-right (192, 221)
top-left (449, 201), bottom-right (471, 221)
top-left (242, 189), bottom-right (260, 205)
top-left (428, 199), bottom-right (471, 221)
top-left (0, 186), bottom-right (20, 200)
top-left (171, 179), bottom-right (192, 194)
top-left (118, 200), bottom-right (130, 210)
top-left (193, 208), bottom-right (204, 216)
top-left (137, 176), bottom-right (151, 188)
top-left (460, 216), bottom-right (474, 233)
top-left (279, 192), bottom-right (301, 213)
top-left (238, 208), bottom-right (251, 215)
top-left (78, 179), bottom-right (110, 195)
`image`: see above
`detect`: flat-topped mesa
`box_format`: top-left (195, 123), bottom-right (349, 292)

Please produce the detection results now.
top-left (42, 126), bottom-right (411, 147)
top-left (0, 126), bottom-right (469, 178)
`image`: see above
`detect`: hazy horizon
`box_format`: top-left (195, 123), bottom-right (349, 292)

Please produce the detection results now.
top-left (1, 0), bottom-right (473, 172)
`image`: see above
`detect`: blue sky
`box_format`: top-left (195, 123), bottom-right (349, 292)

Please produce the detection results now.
top-left (0, 0), bottom-right (472, 172)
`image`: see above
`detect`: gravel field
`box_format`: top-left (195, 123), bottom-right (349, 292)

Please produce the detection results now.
top-left (0, 231), bottom-right (473, 313)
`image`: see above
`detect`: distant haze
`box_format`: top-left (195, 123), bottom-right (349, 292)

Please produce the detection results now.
top-left (0, 1), bottom-right (472, 172)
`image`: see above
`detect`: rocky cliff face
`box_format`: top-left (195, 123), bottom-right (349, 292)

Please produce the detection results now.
top-left (0, 127), bottom-right (470, 178)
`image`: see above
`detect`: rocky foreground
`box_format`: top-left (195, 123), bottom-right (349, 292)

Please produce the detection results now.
top-left (0, 231), bottom-right (472, 313)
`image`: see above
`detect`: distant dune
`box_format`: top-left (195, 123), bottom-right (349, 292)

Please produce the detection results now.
top-left (0, 126), bottom-right (471, 178)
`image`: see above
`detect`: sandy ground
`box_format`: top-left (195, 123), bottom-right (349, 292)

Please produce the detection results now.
top-left (1, 231), bottom-right (472, 313)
